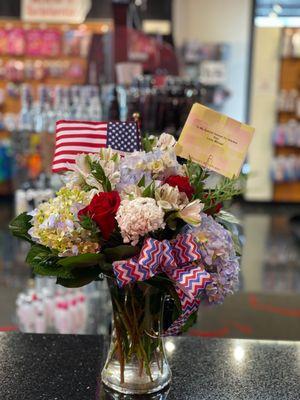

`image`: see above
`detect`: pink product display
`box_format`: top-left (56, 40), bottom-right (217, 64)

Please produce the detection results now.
top-left (25, 29), bottom-right (44, 57)
top-left (0, 59), bottom-right (85, 83)
top-left (25, 28), bottom-right (61, 57)
top-left (7, 28), bottom-right (26, 56)
top-left (0, 28), bottom-right (8, 55)
top-left (40, 29), bottom-right (61, 57)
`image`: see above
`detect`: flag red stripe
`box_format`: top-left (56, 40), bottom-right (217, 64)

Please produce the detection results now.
top-left (56, 127), bottom-right (107, 133)
top-left (56, 138), bottom-right (106, 146)
top-left (56, 133), bottom-right (107, 140)
top-left (56, 120), bottom-right (109, 126)
top-left (53, 158), bottom-right (76, 165)
top-left (55, 142), bottom-right (104, 150)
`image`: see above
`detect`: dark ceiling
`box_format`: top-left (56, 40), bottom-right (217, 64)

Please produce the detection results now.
top-left (256, 0), bottom-right (300, 17)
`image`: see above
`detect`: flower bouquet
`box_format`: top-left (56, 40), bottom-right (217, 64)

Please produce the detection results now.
top-left (10, 133), bottom-right (243, 395)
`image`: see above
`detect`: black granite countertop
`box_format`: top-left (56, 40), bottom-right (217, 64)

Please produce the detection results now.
top-left (0, 333), bottom-right (299, 399)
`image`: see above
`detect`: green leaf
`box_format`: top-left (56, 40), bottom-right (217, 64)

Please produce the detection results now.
top-left (142, 181), bottom-right (154, 198)
top-left (26, 244), bottom-right (54, 265)
top-left (231, 233), bottom-right (243, 256)
top-left (137, 175), bottom-right (146, 187)
top-left (103, 245), bottom-right (140, 262)
top-left (33, 263), bottom-right (76, 279)
top-left (165, 212), bottom-right (178, 231)
top-left (87, 156), bottom-right (112, 192)
top-left (216, 210), bottom-right (240, 225)
top-left (57, 253), bottom-right (105, 269)
top-left (79, 215), bottom-right (99, 232)
top-left (181, 311), bottom-right (198, 333)
top-left (9, 212), bottom-right (33, 243)
top-left (56, 266), bottom-right (102, 288)
top-left (142, 134), bottom-right (157, 152)
top-left (25, 244), bottom-right (76, 279)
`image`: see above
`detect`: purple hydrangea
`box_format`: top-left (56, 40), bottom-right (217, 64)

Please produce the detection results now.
top-left (188, 213), bottom-right (240, 305)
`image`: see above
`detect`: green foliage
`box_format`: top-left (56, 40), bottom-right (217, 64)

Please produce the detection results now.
top-left (203, 177), bottom-right (243, 211)
top-left (26, 244), bottom-right (74, 279)
top-left (87, 155), bottom-right (112, 192)
top-left (103, 245), bottom-right (140, 262)
top-left (142, 134), bottom-right (157, 152)
top-left (142, 181), bottom-right (155, 197)
top-left (181, 311), bottom-right (198, 333)
top-left (57, 266), bottom-right (102, 288)
top-left (137, 175), bottom-right (146, 187)
top-left (25, 242), bottom-right (108, 285)
top-left (78, 215), bottom-right (100, 240)
top-left (9, 212), bottom-right (33, 243)
top-left (57, 253), bottom-right (105, 269)
top-left (216, 210), bottom-right (240, 225)
top-left (165, 212), bottom-right (179, 231)
top-left (186, 160), bottom-right (209, 199)
top-left (216, 210), bottom-right (243, 256)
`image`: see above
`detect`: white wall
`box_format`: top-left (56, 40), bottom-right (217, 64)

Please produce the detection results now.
top-left (246, 27), bottom-right (281, 201)
top-left (173, 0), bottom-right (253, 122)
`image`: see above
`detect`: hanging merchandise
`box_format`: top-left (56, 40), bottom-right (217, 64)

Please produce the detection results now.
top-left (102, 76), bottom-right (230, 135)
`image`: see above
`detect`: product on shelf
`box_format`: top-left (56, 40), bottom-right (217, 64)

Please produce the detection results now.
top-left (277, 89), bottom-right (300, 114)
top-left (271, 155), bottom-right (300, 182)
top-left (17, 84), bottom-right (102, 133)
top-left (0, 138), bottom-right (12, 183)
top-left (273, 120), bottom-right (300, 147)
top-left (16, 278), bottom-right (111, 335)
top-left (281, 28), bottom-right (300, 58)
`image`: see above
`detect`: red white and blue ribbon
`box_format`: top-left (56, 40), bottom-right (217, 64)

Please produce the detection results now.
top-left (113, 233), bottom-right (211, 335)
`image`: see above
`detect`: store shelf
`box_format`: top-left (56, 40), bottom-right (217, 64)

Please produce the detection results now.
top-left (273, 28), bottom-right (300, 202)
top-left (274, 181), bottom-right (300, 202)
top-left (275, 146), bottom-right (300, 156)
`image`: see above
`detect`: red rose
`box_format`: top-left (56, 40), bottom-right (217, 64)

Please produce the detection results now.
top-left (164, 175), bottom-right (194, 200)
top-left (78, 191), bottom-right (121, 240)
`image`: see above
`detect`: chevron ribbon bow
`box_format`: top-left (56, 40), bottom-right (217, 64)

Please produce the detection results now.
top-left (113, 233), bottom-right (211, 335)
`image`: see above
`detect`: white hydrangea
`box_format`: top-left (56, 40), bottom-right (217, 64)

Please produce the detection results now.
top-left (116, 197), bottom-right (165, 245)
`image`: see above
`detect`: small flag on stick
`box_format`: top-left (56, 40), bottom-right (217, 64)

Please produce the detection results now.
top-left (52, 120), bottom-right (141, 173)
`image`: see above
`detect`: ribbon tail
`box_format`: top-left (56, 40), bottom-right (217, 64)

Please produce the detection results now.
top-left (163, 291), bottom-right (201, 336)
top-left (163, 264), bottom-right (211, 336)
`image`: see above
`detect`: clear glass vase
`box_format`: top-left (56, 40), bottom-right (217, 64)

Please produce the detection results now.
top-left (101, 280), bottom-right (172, 395)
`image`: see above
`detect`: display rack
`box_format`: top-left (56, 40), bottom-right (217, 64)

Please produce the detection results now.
top-left (0, 18), bottom-right (111, 195)
top-left (274, 28), bottom-right (300, 202)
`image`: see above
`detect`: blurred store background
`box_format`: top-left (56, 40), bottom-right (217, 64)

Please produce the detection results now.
top-left (0, 0), bottom-right (300, 340)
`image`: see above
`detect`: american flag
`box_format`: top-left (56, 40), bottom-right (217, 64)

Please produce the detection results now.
top-left (52, 120), bottom-right (141, 173)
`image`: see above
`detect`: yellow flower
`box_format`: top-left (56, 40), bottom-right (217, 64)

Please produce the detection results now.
top-left (28, 187), bottom-right (100, 256)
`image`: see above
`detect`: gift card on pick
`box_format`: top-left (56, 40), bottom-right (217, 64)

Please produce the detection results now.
top-left (175, 103), bottom-right (255, 179)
